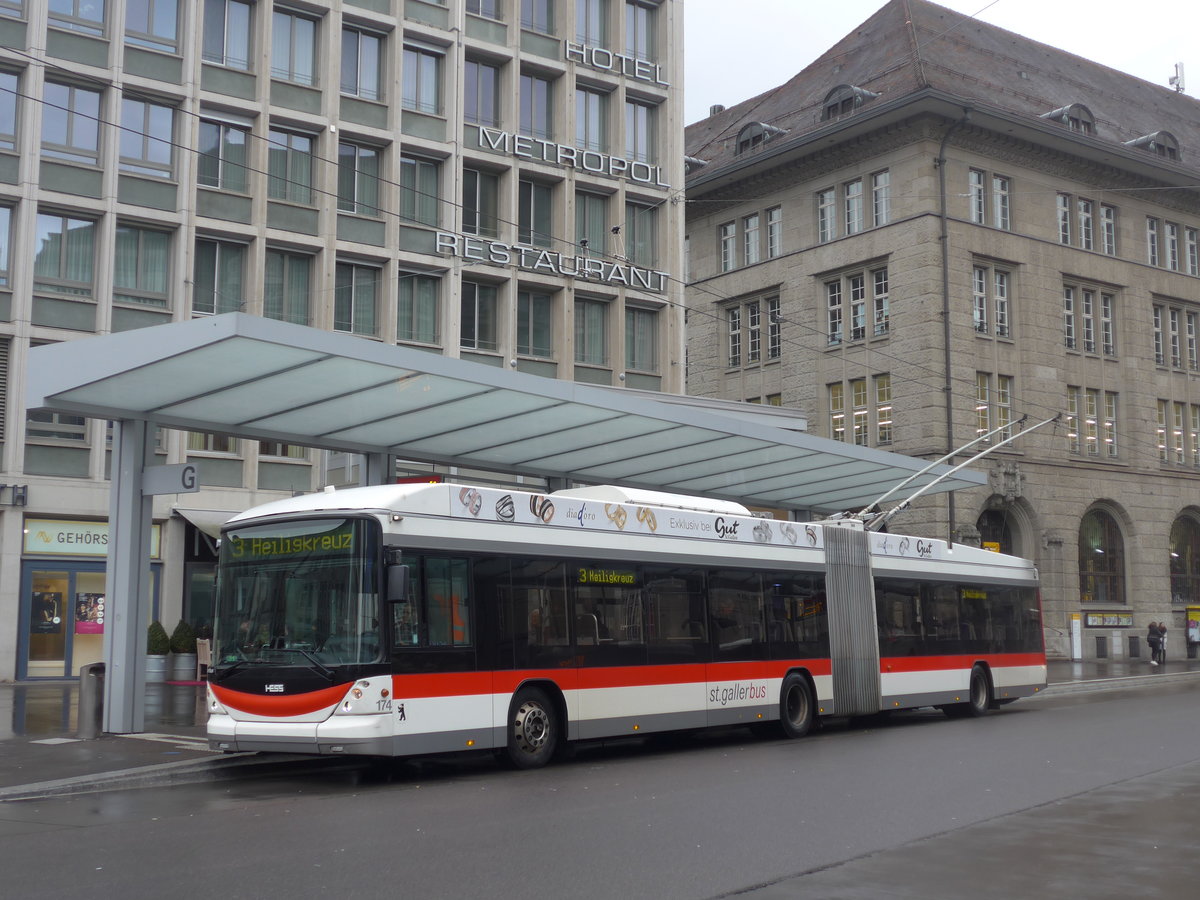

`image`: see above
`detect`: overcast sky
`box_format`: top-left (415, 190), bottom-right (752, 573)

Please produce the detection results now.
top-left (684, 0), bottom-right (1199, 124)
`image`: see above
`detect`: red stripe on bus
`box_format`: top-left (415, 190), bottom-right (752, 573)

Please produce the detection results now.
top-left (879, 652), bottom-right (1045, 673)
top-left (211, 682), bottom-right (351, 716)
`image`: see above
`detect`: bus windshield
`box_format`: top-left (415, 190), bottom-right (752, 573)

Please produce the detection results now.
top-left (214, 517), bottom-right (381, 668)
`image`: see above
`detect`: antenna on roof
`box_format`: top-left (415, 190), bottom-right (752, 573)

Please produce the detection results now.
top-left (1170, 63), bottom-right (1185, 93)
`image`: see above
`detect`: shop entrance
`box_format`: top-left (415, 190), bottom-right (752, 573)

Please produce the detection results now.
top-left (20, 563), bottom-right (159, 679)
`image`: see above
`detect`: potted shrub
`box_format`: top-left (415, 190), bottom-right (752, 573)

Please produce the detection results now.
top-left (169, 619), bottom-right (198, 682)
top-left (146, 620), bottom-right (170, 682)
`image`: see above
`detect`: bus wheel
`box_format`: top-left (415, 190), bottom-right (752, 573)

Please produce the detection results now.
top-left (945, 666), bottom-right (991, 719)
top-left (506, 687), bottom-right (558, 769)
top-left (779, 673), bottom-right (814, 739)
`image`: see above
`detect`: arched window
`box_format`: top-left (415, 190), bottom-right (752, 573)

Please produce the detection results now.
top-left (1041, 103), bottom-right (1095, 135)
top-left (1079, 509), bottom-right (1125, 605)
top-left (735, 122), bottom-right (787, 155)
top-left (821, 84), bottom-right (879, 121)
top-left (977, 509), bottom-right (1013, 555)
top-left (1169, 515), bottom-right (1200, 604)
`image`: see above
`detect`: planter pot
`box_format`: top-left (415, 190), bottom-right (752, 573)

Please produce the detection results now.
top-left (171, 652), bottom-right (197, 682)
top-left (145, 653), bottom-right (168, 683)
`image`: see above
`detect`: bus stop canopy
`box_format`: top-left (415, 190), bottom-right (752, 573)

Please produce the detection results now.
top-left (26, 313), bottom-right (982, 513)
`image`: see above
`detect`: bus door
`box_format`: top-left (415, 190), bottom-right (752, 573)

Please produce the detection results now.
top-left (823, 526), bottom-right (882, 716)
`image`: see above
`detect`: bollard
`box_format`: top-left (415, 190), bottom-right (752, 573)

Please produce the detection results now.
top-left (78, 662), bottom-right (105, 740)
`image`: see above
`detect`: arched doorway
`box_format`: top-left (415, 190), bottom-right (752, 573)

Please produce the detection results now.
top-left (1169, 514), bottom-right (1200, 606)
top-left (1079, 508), bottom-right (1125, 606)
top-left (977, 509), bottom-right (1014, 555)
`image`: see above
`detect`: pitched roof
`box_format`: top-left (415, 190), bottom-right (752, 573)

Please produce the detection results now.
top-left (686, 0), bottom-right (1200, 176)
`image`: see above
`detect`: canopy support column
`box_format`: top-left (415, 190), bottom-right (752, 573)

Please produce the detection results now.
top-left (103, 419), bottom-right (155, 733)
top-left (363, 452), bottom-right (394, 485)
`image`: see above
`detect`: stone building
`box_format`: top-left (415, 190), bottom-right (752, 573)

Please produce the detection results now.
top-left (0, 0), bottom-right (685, 680)
top-left (683, 0), bottom-right (1200, 659)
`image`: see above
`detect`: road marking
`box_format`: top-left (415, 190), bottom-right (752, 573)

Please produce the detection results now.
top-left (114, 733), bottom-right (217, 752)
top-left (31, 737), bottom-right (82, 745)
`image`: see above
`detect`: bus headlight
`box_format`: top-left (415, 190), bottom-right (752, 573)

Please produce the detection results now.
top-left (207, 685), bottom-right (229, 716)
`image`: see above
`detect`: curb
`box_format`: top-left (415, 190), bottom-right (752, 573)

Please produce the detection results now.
top-left (1038, 669), bottom-right (1200, 697)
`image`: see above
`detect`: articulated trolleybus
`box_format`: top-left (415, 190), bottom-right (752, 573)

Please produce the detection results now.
top-left (207, 482), bottom-right (1045, 767)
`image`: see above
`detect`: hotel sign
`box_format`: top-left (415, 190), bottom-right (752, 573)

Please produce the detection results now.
top-left (564, 41), bottom-right (670, 86)
top-left (476, 126), bottom-right (669, 189)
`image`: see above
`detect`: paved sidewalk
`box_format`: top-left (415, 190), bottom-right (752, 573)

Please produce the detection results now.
top-left (2, 657), bottom-right (1199, 801)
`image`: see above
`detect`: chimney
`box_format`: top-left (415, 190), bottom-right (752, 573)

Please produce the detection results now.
top-left (709, 104), bottom-right (726, 117)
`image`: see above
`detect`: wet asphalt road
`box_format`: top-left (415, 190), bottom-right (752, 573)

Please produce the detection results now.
top-left (2, 683), bottom-right (1198, 899)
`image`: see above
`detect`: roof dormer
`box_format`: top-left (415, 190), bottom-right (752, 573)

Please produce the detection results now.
top-left (1041, 103), bottom-right (1096, 135)
top-left (821, 84), bottom-right (880, 121)
top-left (735, 122), bottom-right (788, 155)
top-left (1125, 130), bottom-right (1180, 161)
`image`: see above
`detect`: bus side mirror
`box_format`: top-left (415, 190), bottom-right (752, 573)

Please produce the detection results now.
top-left (387, 564), bottom-right (409, 603)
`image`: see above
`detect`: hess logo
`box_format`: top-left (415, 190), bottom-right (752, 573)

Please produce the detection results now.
top-left (265, 684), bottom-right (285, 693)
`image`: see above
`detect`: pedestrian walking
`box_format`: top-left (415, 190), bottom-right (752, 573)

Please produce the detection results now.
top-left (1147, 622), bottom-right (1161, 666)
top-left (1158, 622), bottom-right (1168, 665)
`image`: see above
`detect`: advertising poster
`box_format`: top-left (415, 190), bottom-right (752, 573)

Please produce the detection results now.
top-left (1187, 607), bottom-right (1200, 645)
top-left (75, 593), bottom-right (105, 635)
top-left (31, 591), bottom-right (63, 634)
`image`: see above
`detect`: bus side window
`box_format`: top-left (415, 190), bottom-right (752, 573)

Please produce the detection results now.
top-left (426, 558), bottom-right (471, 647)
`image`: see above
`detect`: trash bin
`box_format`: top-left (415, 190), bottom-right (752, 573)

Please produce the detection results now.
top-left (78, 662), bottom-right (105, 740)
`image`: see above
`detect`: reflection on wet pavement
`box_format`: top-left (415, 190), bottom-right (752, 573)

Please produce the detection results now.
top-left (1, 683), bottom-right (206, 741)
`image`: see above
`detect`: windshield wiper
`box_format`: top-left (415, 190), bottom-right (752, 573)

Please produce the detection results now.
top-left (267, 647), bottom-right (338, 682)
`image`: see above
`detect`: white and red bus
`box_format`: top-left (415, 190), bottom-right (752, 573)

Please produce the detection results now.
top-left (207, 482), bottom-right (1045, 767)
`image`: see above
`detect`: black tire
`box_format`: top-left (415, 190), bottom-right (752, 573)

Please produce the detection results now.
top-left (506, 687), bottom-right (558, 769)
top-left (944, 665), bottom-right (991, 719)
top-left (779, 673), bottom-right (815, 739)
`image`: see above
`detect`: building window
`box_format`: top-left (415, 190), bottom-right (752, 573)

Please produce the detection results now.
top-left (33, 213), bottom-right (95, 298)
top-left (463, 168), bottom-right (499, 238)
top-left (193, 238), bottom-right (245, 315)
top-left (467, 0), bottom-right (501, 20)
top-left (264, 248), bottom-right (311, 325)
top-left (0, 70), bottom-right (16, 151)
top-left (826, 267), bottom-right (888, 344)
top-left (576, 0), bottom-right (607, 45)
top-left (821, 84), bottom-right (879, 120)
top-left (461, 282), bottom-right (498, 351)
top-left (576, 191), bottom-right (607, 256)
top-left (1187, 227), bottom-right (1199, 276)
top-left (767, 296), bottom-right (781, 359)
top-left (719, 221), bottom-right (735, 272)
top-left (399, 155), bottom-right (438, 227)
top-left (727, 306), bottom-right (740, 367)
top-left (203, 0), bottom-right (252, 70)
top-left (992, 175), bottom-right (1011, 230)
top-left (50, 0), bottom-right (105, 36)
top-left (844, 178), bottom-right (863, 235)
top-left (338, 142), bottom-right (381, 217)
top-left (398, 272), bottom-right (439, 344)
top-left (464, 59), bottom-right (500, 127)
top-left (625, 99), bottom-right (655, 163)
top-left (817, 188), bottom-right (836, 243)
top-left (829, 382), bottom-right (845, 442)
top-left (871, 171), bottom-right (890, 227)
top-left (746, 301), bottom-right (761, 363)
top-left (42, 82), bottom-right (101, 165)
top-left (259, 441), bottom-right (307, 460)
top-left (114, 225), bottom-right (170, 308)
top-left (270, 9), bottom-right (317, 86)
top-left (973, 265), bottom-right (1012, 336)
top-left (975, 372), bottom-right (1013, 440)
top-left (334, 262), bottom-right (379, 336)
top-left (831, 378), bottom-right (870, 445)
top-left (517, 290), bottom-right (553, 357)
top-left (119, 97), bottom-right (173, 178)
top-left (126, 0), bottom-right (179, 52)
top-left (1067, 386), bottom-right (1117, 457)
top-left (969, 169), bottom-right (985, 224)
top-left (1170, 516), bottom-right (1200, 605)
top-left (576, 87), bottom-right (607, 153)
top-left (1056, 193), bottom-right (1071, 245)
top-left (402, 45), bottom-right (442, 114)
top-left (0, 205), bottom-right (10, 286)
top-left (1079, 509), bottom-right (1125, 605)
top-left (1147, 217), bottom-right (1161, 266)
top-left (1100, 204), bottom-right (1117, 255)
top-left (626, 1), bottom-right (655, 61)
top-left (521, 0), bottom-right (553, 33)
top-left (766, 206), bottom-right (782, 258)
top-left (197, 119), bottom-right (248, 192)
top-left (1064, 284), bottom-right (1115, 355)
top-left (519, 180), bottom-right (553, 248)
top-left (1153, 302), bottom-right (1197, 369)
top-left (625, 202), bottom-right (657, 268)
top-left (742, 213), bottom-right (760, 266)
top-left (875, 374), bottom-right (893, 444)
top-left (1166, 222), bottom-right (1181, 271)
top-left (575, 297), bottom-right (608, 366)
top-left (625, 305), bottom-right (658, 372)
top-left (187, 431), bottom-right (238, 454)
top-left (267, 129), bottom-right (314, 204)
top-left (342, 27), bottom-right (383, 101)
top-left (1077, 199), bottom-right (1094, 251)
top-left (520, 72), bottom-right (553, 140)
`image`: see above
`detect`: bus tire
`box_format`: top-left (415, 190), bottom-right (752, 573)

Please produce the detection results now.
top-left (945, 665), bottom-right (991, 719)
top-left (779, 673), bottom-right (814, 739)
top-left (506, 687), bottom-right (558, 769)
